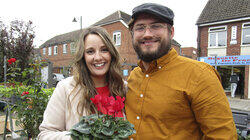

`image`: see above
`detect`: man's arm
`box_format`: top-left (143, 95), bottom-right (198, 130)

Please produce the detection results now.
top-left (191, 65), bottom-right (237, 140)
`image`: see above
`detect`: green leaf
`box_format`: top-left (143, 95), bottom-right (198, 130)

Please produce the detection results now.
top-left (101, 127), bottom-right (114, 136)
top-left (102, 119), bottom-right (111, 127)
top-left (29, 69), bottom-right (34, 74)
top-left (72, 122), bottom-right (91, 134)
top-left (22, 71), bottom-right (27, 78)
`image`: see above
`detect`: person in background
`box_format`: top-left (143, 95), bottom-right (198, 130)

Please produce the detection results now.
top-left (38, 26), bottom-right (126, 139)
top-left (125, 3), bottom-right (237, 139)
top-left (229, 73), bottom-right (240, 98)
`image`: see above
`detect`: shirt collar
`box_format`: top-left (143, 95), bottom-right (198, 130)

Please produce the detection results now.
top-left (138, 48), bottom-right (178, 73)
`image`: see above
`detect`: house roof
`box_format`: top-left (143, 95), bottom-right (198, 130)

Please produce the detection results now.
top-left (40, 30), bottom-right (82, 48)
top-left (172, 39), bottom-right (181, 47)
top-left (93, 10), bottom-right (131, 26)
top-left (196, 0), bottom-right (250, 25)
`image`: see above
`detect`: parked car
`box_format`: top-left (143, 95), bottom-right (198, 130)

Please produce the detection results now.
top-left (52, 73), bottom-right (65, 86)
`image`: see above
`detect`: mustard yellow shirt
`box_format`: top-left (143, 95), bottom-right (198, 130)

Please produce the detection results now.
top-left (125, 48), bottom-right (237, 140)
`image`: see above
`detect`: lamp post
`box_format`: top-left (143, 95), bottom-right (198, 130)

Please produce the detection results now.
top-left (210, 54), bottom-right (218, 70)
top-left (4, 56), bottom-right (7, 88)
top-left (72, 16), bottom-right (82, 30)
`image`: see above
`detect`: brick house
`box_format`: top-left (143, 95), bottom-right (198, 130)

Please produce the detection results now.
top-left (39, 10), bottom-right (181, 79)
top-left (39, 30), bottom-right (81, 75)
top-left (181, 47), bottom-right (197, 60)
top-left (196, 0), bottom-right (250, 99)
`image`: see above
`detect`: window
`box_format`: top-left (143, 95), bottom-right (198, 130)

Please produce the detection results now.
top-left (113, 31), bottom-right (121, 46)
top-left (208, 26), bottom-right (227, 47)
top-left (70, 42), bottom-right (76, 54)
top-left (43, 48), bottom-right (46, 55)
top-left (242, 22), bottom-right (250, 45)
top-left (48, 47), bottom-right (52, 55)
top-left (54, 46), bottom-right (58, 55)
top-left (63, 44), bottom-right (67, 54)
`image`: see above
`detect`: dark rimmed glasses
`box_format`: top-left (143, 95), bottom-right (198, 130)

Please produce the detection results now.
top-left (132, 23), bottom-right (168, 34)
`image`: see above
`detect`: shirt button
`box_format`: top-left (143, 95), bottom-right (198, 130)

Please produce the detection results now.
top-left (145, 74), bottom-right (149, 77)
top-left (158, 66), bottom-right (162, 69)
top-left (136, 116), bottom-right (140, 120)
top-left (140, 94), bottom-right (143, 98)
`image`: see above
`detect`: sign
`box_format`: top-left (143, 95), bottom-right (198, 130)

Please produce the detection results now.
top-left (199, 55), bottom-right (250, 66)
top-left (123, 69), bottom-right (129, 76)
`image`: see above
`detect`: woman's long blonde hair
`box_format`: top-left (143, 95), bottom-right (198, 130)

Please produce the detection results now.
top-left (69, 26), bottom-right (126, 116)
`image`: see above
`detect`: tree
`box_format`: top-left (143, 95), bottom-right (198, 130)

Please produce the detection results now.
top-left (0, 19), bottom-right (35, 82)
top-left (0, 21), bottom-right (9, 82)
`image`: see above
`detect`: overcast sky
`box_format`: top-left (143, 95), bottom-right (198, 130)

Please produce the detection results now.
top-left (0, 0), bottom-right (209, 48)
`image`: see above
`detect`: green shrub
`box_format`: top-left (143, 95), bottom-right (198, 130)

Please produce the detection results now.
top-left (1, 58), bottom-right (55, 138)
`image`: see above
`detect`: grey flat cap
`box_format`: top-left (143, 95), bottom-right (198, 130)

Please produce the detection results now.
top-left (129, 3), bottom-right (174, 28)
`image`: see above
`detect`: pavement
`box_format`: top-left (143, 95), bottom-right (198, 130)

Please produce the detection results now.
top-left (227, 96), bottom-right (250, 112)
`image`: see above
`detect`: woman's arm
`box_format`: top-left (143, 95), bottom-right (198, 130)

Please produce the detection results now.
top-left (38, 80), bottom-right (71, 140)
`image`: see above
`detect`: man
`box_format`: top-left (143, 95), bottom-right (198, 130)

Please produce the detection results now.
top-left (229, 73), bottom-right (239, 98)
top-left (125, 3), bottom-right (237, 140)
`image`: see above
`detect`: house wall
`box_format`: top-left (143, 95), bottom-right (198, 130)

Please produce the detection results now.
top-left (198, 20), bottom-right (250, 57)
top-left (198, 19), bottom-right (250, 99)
top-left (101, 22), bottom-right (138, 80)
top-left (40, 43), bottom-right (74, 73)
top-left (181, 47), bottom-right (197, 60)
top-left (101, 22), bottom-right (138, 67)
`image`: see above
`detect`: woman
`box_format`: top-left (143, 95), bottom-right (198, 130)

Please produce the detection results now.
top-left (38, 26), bottom-right (126, 139)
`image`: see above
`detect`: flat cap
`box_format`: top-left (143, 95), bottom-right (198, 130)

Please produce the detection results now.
top-left (129, 3), bottom-right (174, 28)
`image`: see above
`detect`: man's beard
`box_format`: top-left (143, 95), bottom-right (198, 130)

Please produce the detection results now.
top-left (133, 37), bottom-right (172, 62)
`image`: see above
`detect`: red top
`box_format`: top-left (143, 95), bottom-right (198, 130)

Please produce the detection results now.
top-left (95, 85), bottom-right (110, 96)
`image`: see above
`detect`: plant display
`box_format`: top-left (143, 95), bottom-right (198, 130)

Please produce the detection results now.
top-left (70, 94), bottom-right (136, 140)
top-left (2, 58), bottom-right (54, 139)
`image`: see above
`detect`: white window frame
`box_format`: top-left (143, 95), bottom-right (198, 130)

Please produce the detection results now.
top-left (208, 26), bottom-right (227, 48)
top-left (113, 31), bottom-right (121, 46)
top-left (70, 42), bottom-right (76, 54)
top-left (43, 48), bottom-right (46, 55)
top-left (48, 47), bottom-right (52, 56)
top-left (241, 22), bottom-right (250, 46)
top-left (63, 44), bottom-right (67, 54)
top-left (54, 45), bottom-right (58, 55)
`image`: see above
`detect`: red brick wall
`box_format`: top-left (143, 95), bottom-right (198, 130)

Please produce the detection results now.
top-left (101, 22), bottom-right (138, 79)
top-left (226, 22), bottom-right (242, 55)
top-left (181, 47), bottom-right (197, 60)
top-left (40, 43), bottom-right (74, 70)
top-left (198, 26), bottom-right (209, 57)
top-left (101, 22), bottom-right (138, 66)
top-left (198, 20), bottom-right (249, 57)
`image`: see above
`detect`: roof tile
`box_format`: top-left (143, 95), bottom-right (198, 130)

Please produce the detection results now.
top-left (196, 0), bottom-right (250, 25)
